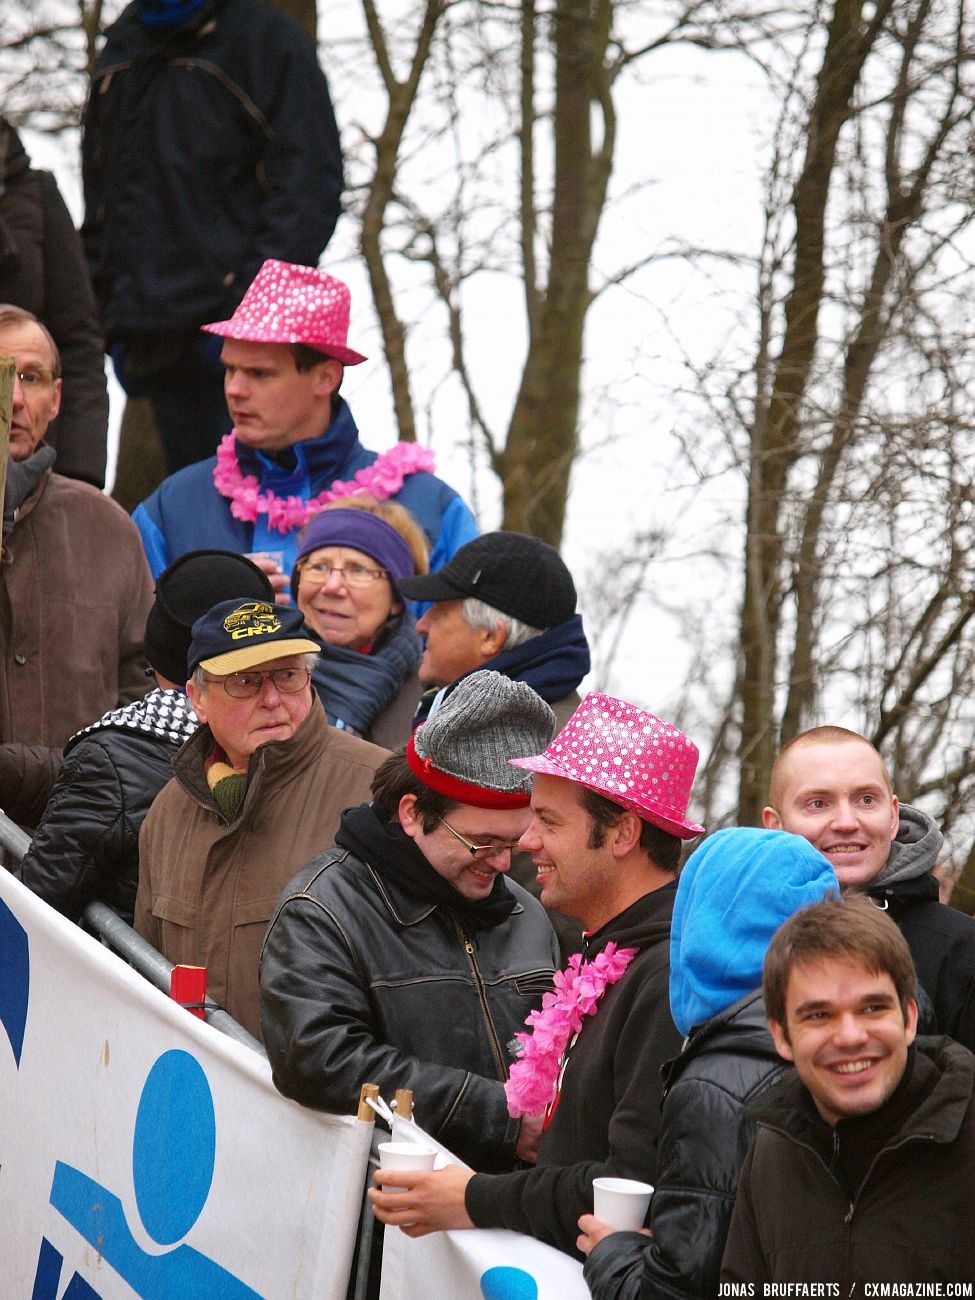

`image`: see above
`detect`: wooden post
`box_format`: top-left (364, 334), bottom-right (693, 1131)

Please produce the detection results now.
top-left (394, 1088), bottom-right (414, 1121)
top-left (357, 1082), bottom-right (380, 1121)
top-left (0, 354), bottom-right (14, 533)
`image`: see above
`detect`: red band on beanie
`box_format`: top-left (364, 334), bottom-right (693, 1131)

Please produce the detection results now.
top-left (406, 735), bottom-right (530, 809)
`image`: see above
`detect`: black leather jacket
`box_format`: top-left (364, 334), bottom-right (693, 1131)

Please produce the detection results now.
top-left (584, 989), bottom-right (789, 1300)
top-left (260, 842), bottom-right (559, 1172)
top-left (20, 689), bottom-right (197, 925)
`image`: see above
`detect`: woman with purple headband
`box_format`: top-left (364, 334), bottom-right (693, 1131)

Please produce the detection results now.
top-left (290, 498), bottom-right (427, 747)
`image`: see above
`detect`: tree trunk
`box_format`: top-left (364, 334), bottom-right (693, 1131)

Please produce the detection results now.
top-left (500, 0), bottom-right (612, 547)
top-left (110, 398), bottom-right (166, 514)
top-left (736, 0), bottom-right (890, 824)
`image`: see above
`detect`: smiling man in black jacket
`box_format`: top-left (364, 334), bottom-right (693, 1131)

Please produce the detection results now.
top-left (762, 725), bottom-right (975, 1050)
top-left (368, 693), bottom-right (702, 1258)
top-left (260, 671), bottom-right (560, 1172)
top-left (721, 896), bottom-right (975, 1289)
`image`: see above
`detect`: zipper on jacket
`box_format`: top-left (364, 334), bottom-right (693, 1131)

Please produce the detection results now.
top-left (456, 925), bottom-right (508, 1081)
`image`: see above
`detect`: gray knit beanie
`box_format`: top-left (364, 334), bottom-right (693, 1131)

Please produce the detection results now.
top-left (408, 671), bottom-right (556, 804)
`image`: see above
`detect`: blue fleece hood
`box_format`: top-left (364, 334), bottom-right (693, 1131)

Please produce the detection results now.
top-left (669, 827), bottom-right (838, 1035)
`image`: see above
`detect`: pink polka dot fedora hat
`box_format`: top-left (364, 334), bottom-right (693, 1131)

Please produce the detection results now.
top-left (511, 691), bottom-right (704, 839)
top-left (202, 259), bottom-right (367, 366)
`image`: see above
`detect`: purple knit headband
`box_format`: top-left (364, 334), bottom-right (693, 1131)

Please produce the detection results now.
top-left (293, 509), bottom-right (416, 582)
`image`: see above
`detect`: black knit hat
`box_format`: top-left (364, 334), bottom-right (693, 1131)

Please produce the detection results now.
top-left (146, 550), bottom-right (275, 686)
top-left (396, 532), bottom-right (577, 629)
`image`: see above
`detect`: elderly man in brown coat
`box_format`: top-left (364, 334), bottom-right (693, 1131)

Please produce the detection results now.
top-left (0, 304), bottom-right (152, 829)
top-left (135, 597), bottom-right (387, 1039)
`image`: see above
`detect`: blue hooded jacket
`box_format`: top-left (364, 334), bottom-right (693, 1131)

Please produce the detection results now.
top-left (670, 827), bottom-right (838, 1035)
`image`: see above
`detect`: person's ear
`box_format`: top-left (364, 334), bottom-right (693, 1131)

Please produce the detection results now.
top-left (768, 1017), bottom-right (795, 1062)
top-left (611, 810), bottom-right (642, 858)
top-left (889, 794), bottom-right (900, 843)
top-left (186, 678), bottom-right (207, 725)
top-left (762, 806), bottom-right (783, 830)
top-left (49, 376), bottom-right (63, 421)
top-left (397, 794), bottom-right (421, 840)
top-left (311, 358), bottom-right (343, 400)
top-left (480, 622), bottom-right (507, 658)
top-left (904, 997), bottom-right (918, 1046)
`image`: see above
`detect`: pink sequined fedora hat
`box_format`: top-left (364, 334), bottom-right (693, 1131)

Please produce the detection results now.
top-left (511, 691), bottom-right (704, 839)
top-left (202, 259), bottom-right (367, 365)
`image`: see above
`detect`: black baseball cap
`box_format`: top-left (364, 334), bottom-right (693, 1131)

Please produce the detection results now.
top-left (397, 532), bottom-right (577, 629)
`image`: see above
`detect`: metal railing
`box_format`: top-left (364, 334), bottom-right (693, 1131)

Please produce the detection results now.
top-left (0, 805), bottom-right (384, 1294)
top-left (0, 808), bottom-right (262, 1052)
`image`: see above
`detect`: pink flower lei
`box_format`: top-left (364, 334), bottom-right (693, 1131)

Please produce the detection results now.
top-left (505, 942), bottom-right (638, 1118)
top-left (213, 433), bottom-right (437, 533)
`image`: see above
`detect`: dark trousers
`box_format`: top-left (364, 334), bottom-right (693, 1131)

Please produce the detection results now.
top-left (113, 330), bottom-right (233, 474)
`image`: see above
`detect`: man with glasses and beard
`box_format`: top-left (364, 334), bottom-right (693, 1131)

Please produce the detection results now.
top-left (134, 598), bottom-right (388, 1041)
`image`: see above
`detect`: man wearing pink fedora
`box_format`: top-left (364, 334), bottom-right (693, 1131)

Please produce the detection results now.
top-left (132, 259), bottom-right (478, 589)
top-left (369, 691), bottom-right (703, 1260)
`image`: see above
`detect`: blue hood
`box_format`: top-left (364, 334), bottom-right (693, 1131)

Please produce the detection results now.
top-left (669, 827), bottom-right (838, 1035)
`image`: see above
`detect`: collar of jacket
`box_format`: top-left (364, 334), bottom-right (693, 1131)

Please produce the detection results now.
top-left (662, 987), bottom-right (788, 1094)
top-left (359, 856), bottom-right (528, 929)
top-left (581, 879), bottom-right (676, 960)
top-left (172, 692), bottom-right (332, 821)
top-left (749, 1036), bottom-right (974, 1153)
top-left (234, 397), bottom-right (366, 490)
top-left (7, 457), bottom-right (55, 526)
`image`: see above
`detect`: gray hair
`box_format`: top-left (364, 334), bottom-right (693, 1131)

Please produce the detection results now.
top-left (461, 598), bottom-right (542, 651)
top-left (190, 651), bottom-right (318, 692)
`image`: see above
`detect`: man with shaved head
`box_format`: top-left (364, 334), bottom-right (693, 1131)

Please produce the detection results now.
top-left (762, 725), bottom-right (975, 1049)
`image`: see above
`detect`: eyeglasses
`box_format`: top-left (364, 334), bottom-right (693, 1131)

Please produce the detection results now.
top-left (201, 667), bottom-right (311, 699)
top-left (15, 368), bottom-right (57, 390)
top-left (298, 560), bottom-right (388, 589)
top-left (437, 818), bottom-right (522, 860)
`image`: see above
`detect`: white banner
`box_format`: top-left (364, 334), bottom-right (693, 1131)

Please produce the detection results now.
top-left (0, 869), bottom-right (372, 1300)
top-left (379, 1118), bottom-right (588, 1300)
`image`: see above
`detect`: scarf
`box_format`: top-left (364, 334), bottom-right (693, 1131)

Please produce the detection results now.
top-left (3, 446), bottom-right (56, 542)
top-left (136, 0), bottom-right (214, 29)
top-left (335, 802), bottom-right (518, 933)
top-left (310, 612), bottom-right (421, 736)
top-left (206, 758), bottom-right (247, 821)
top-left (67, 687), bottom-right (198, 752)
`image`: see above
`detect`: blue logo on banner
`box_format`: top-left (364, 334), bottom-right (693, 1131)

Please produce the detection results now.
top-left (48, 1050), bottom-right (262, 1298)
top-left (0, 896), bottom-right (29, 1067)
top-left (480, 1266), bottom-right (539, 1300)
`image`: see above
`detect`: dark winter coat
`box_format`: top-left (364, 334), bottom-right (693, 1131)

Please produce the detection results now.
top-left (584, 990), bottom-right (789, 1300)
top-left (81, 0), bottom-right (342, 337)
top-left (721, 1038), bottom-right (975, 1287)
top-left (259, 803), bottom-right (559, 1171)
top-left (464, 884), bottom-right (684, 1258)
top-left (20, 689), bottom-right (198, 925)
top-left (0, 118), bottom-right (109, 486)
top-left (867, 804), bottom-right (975, 1051)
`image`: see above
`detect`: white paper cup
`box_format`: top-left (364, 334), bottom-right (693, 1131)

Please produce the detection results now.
top-left (592, 1176), bottom-right (654, 1231)
top-left (244, 550), bottom-right (285, 573)
top-left (377, 1141), bottom-right (437, 1193)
